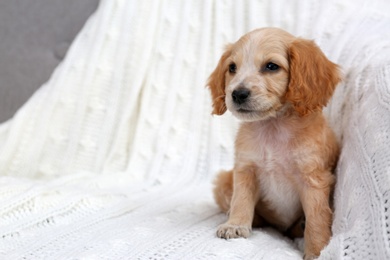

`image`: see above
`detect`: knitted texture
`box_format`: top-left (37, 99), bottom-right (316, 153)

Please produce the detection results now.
top-left (0, 0), bottom-right (390, 259)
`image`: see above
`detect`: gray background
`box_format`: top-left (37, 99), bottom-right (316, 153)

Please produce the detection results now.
top-left (0, 0), bottom-right (99, 123)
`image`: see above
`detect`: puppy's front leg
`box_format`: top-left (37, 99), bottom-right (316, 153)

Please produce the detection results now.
top-left (217, 164), bottom-right (258, 239)
top-left (300, 170), bottom-right (334, 260)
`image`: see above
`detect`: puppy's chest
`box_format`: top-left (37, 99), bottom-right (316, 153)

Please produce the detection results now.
top-left (243, 124), bottom-right (296, 172)
top-left (242, 124), bottom-right (302, 227)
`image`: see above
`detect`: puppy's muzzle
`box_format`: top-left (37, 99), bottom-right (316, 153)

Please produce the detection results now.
top-left (232, 88), bottom-right (250, 105)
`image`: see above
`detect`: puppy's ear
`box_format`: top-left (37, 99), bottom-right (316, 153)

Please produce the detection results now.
top-left (207, 44), bottom-right (233, 115)
top-left (286, 39), bottom-right (341, 116)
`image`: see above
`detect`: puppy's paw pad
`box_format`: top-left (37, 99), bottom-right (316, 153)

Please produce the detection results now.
top-left (216, 224), bottom-right (251, 239)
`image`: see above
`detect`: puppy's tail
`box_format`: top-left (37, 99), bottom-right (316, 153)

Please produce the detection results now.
top-left (213, 170), bottom-right (233, 213)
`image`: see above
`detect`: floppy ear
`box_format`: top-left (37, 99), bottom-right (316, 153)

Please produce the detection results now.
top-left (286, 39), bottom-right (341, 116)
top-left (207, 45), bottom-right (232, 115)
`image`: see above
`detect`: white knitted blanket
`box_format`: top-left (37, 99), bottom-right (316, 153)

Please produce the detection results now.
top-left (1, 0), bottom-right (390, 259)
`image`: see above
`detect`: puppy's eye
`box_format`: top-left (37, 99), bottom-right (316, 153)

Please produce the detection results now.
top-left (265, 62), bottom-right (279, 71)
top-left (229, 63), bottom-right (237, 74)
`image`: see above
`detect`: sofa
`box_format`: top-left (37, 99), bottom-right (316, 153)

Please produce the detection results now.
top-left (0, 0), bottom-right (99, 123)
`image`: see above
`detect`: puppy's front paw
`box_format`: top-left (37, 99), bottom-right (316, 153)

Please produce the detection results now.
top-left (216, 223), bottom-right (251, 239)
top-left (303, 253), bottom-right (317, 260)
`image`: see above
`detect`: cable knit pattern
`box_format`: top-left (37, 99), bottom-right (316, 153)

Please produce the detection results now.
top-left (0, 0), bottom-right (390, 259)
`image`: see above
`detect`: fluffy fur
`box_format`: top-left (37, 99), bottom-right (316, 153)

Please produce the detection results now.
top-left (208, 27), bottom-right (341, 260)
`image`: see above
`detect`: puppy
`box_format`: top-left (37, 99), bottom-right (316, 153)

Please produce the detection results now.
top-left (208, 28), bottom-right (341, 260)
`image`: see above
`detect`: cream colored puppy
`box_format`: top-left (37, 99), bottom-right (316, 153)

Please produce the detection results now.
top-left (208, 27), bottom-right (340, 260)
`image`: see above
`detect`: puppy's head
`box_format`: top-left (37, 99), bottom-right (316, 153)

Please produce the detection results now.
top-left (207, 28), bottom-right (341, 121)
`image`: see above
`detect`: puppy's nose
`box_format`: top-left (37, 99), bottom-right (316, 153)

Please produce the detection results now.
top-left (232, 88), bottom-right (250, 105)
